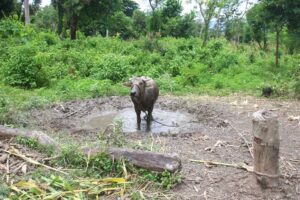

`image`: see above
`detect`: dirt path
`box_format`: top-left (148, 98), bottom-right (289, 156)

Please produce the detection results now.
top-left (24, 95), bottom-right (300, 199)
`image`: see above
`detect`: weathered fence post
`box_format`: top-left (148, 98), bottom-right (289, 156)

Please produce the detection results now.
top-left (252, 109), bottom-right (280, 188)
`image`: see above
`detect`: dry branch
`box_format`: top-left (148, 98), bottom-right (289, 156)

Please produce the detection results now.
top-left (189, 159), bottom-right (254, 172)
top-left (2, 147), bottom-right (68, 175)
top-left (228, 122), bottom-right (253, 158)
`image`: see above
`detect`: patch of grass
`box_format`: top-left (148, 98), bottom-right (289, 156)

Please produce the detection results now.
top-left (0, 183), bottom-right (10, 200)
top-left (134, 168), bottom-right (181, 190)
top-left (15, 136), bottom-right (55, 156)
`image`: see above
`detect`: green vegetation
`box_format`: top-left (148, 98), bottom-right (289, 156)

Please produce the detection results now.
top-left (5, 124), bottom-right (181, 199)
top-left (0, 0), bottom-right (299, 198)
top-left (0, 18), bottom-right (299, 125)
top-left (16, 136), bottom-right (55, 156)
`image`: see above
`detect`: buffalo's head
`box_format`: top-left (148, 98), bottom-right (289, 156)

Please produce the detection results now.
top-left (124, 76), bottom-right (149, 98)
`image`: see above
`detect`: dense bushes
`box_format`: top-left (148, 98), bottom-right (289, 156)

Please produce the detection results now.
top-left (0, 19), bottom-right (299, 97)
top-left (2, 44), bottom-right (49, 88)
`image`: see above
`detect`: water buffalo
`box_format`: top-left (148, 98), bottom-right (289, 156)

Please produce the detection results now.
top-left (124, 76), bottom-right (159, 130)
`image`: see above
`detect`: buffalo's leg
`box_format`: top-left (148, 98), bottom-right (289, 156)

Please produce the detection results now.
top-left (148, 106), bottom-right (154, 121)
top-left (146, 108), bottom-right (153, 131)
top-left (135, 108), bottom-right (141, 130)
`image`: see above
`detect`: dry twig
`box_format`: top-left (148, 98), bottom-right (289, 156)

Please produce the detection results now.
top-left (228, 122), bottom-right (253, 158)
top-left (2, 147), bottom-right (68, 175)
top-left (190, 159), bottom-right (254, 172)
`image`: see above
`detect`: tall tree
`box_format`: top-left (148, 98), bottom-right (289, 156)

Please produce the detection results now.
top-left (262, 0), bottom-right (287, 67)
top-left (148, 0), bottom-right (164, 32)
top-left (162, 0), bottom-right (182, 18)
top-left (34, 5), bottom-right (57, 31)
top-left (132, 10), bottom-right (147, 36)
top-left (78, 0), bottom-right (122, 37)
top-left (24, 0), bottom-right (30, 25)
top-left (195, 0), bottom-right (219, 46)
top-left (222, 0), bottom-right (246, 43)
top-left (149, 0), bottom-right (164, 12)
top-left (247, 3), bottom-right (268, 50)
top-left (122, 0), bottom-right (139, 17)
top-left (51, 0), bottom-right (64, 35)
top-left (0, 0), bottom-right (17, 19)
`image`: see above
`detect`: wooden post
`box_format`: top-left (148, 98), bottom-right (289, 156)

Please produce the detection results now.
top-left (252, 110), bottom-right (280, 188)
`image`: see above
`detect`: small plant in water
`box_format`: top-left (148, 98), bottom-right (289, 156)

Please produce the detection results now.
top-left (98, 119), bottom-right (125, 147)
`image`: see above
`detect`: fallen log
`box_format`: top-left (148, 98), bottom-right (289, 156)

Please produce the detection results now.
top-left (82, 146), bottom-right (181, 173)
top-left (108, 147), bottom-right (181, 173)
top-left (0, 125), bottom-right (59, 148)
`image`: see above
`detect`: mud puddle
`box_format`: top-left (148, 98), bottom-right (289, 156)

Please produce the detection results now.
top-left (84, 108), bottom-right (198, 134)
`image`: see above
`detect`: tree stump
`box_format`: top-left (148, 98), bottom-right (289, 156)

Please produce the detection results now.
top-left (252, 109), bottom-right (280, 188)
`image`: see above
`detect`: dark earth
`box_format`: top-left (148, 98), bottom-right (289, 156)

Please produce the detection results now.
top-left (19, 95), bottom-right (300, 199)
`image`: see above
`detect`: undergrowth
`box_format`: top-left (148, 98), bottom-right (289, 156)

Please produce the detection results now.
top-left (6, 122), bottom-right (181, 199)
top-left (1, 19), bottom-right (299, 125)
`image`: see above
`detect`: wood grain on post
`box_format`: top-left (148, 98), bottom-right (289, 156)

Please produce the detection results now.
top-left (252, 109), bottom-right (280, 188)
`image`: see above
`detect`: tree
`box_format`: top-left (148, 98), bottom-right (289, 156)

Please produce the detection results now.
top-left (195, 0), bottom-right (219, 46)
top-left (109, 11), bottom-right (134, 39)
top-left (33, 5), bottom-right (57, 31)
top-left (122, 0), bottom-right (139, 17)
top-left (51, 0), bottom-right (64, 35)
top-left (148, 0), bottom-right (164, 32)
top-left (251, 0), bottom-right (300, 66)
top-left (263, 1), bottom-right (285, 67)
top-left (178, 12), bottom-right (198, 37)
top-left (219, 0), bottom-right (244, 42)
top-left (160, 0), bottom-right (183, 37)
top-left (149, 10), bottom-right (162, 32)
top-left (132, 10), bottom-right (147, 36)
top-left (162, 0), bottom-right (182, 19)
top-left (78, 0), bottom-right (122, 37)
top-left (247, 3), bottom-right (268, 50)
top-left (24, 0), bottom-right (30, 25)
top-left (0, 0), bottom-right (17, 19)
top-left (149, 0), bottom-right (164, 12)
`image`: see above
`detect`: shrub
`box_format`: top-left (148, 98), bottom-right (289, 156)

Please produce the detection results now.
top-left (0, 18), bottom-right (24, 38)
top-left (2, 45), bottom-right (49, 88)
top-left (91, 54), bottom-right (133, 83)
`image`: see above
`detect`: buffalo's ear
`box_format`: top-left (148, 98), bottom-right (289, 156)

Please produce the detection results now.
top-left (141, 76), bottom-right (150, 82)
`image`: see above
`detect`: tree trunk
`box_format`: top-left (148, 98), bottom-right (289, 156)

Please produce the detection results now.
top-left (24, 0), bottom-right (30, 25)
top-left (70, 14), bottom-right (78, 40)
top-left (57, 0), bottom-right (64, 36)
top-left (257, 41), bottom-right (262, 50)
top-left (263, 23), bottom-right (267, 51)
top-left (252, 110), bottom-right (280, 188)
top-left (275, 28), bottom-right (280, 67)
top-left (216, 9), bottom-right (221, 38)
top-left (202, 21), bottom-right (209, 47)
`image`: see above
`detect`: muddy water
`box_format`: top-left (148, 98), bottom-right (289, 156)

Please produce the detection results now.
top-left (85, 108), bottom-right (197, 134)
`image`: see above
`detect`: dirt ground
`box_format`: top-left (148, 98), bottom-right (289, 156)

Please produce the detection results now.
top-left (18, 95), bottom-right (300, 199)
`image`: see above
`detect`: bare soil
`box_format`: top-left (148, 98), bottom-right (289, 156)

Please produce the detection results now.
top-left (13, 95), bottom-right (300, 199)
